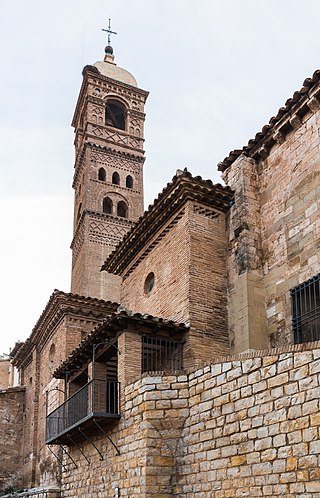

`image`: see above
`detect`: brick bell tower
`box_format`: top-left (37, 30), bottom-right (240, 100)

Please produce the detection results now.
top-left (70, 37), bottom-right (148, 301)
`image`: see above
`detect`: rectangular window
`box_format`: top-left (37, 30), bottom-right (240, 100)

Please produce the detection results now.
top-left (291, 273), bottom-right (320, 343)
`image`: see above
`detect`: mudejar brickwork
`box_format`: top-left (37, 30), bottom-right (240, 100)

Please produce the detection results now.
top-left (1, 38), bottom-right (320, 498)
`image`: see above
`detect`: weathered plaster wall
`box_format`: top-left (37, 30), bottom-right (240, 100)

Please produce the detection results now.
top-left (0, 387), bottom-right (25, 491)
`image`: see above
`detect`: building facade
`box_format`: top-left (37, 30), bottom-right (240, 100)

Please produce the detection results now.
top-left (1, 45), bottom-right (320, 497)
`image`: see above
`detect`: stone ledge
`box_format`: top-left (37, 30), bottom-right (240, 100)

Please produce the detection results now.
top-left (0, 386), bottom-right (25, 395)
top-left (0, 488), bottom-right (60, 498)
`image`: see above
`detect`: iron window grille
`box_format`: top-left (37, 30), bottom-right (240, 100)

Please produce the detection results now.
top-left (142, 336), bottom-right (183, 373)
top-left (291, 273), bottom-right (320, 344)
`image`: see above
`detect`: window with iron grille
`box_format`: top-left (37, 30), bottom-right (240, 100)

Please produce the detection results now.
top-left (141, 336), bottom-right (183, 373)
top-left (291, 273), bottom-right (320, 344)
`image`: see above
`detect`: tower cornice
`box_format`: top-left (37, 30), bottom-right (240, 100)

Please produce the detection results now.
top-left (72, 66), bottom-right (149, 129)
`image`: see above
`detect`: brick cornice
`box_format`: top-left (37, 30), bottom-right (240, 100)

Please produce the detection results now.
top-left (101, 170), bottom-right (234, 275)
top-left (12, 290), bottom-right (118, 368)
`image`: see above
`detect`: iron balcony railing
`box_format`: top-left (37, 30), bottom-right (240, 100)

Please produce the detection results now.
top-left (46, 379), bottom-right (120, 444)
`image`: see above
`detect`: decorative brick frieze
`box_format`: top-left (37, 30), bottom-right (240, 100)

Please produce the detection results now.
top-left (88, 218), bottom-right (130, 246)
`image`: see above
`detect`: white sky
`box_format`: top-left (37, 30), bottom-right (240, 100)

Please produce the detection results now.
top-left (1, 0), bottom-right (320, 355)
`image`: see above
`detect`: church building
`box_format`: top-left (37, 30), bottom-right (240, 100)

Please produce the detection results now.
top-left (1, 33), bottom-right (320, 498)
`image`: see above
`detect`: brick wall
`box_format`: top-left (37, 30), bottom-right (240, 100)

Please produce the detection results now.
top-left (70, 66), bottom-right (147, 302)
top-left (61, 343), bottom-right (320, 497)
top-left (187, 203), bottom-right (230, 365)
top-left (121, 205), bottom-right (190, 323)
top-left (121, 201), bottom-right (230, 367)
top-left (70, 212), bottom-right (125, 302)
top-left (0, 387), bottom-right (25, 491)
top-left (18, 302), bottom-right (115, 490)
top-left (35, 315), bottom-right (110, 488)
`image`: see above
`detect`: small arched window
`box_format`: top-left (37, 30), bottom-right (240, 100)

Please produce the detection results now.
top-left (144, 272), bottom-right (155, 295)
top-left (103, 197), bottom-right (113, 214)
top-left (112, 172), bottom-right (120, 185)
top-left (126, 175), bottom-right (133, 189)
top-left (105, 100), bottom-right (126, 130)
top-left (49, 344), bottom-right (56, 363)
top-left (117, 201), bottom-right (128, 218)
top-left (98, 168), bottom-right (106, 181)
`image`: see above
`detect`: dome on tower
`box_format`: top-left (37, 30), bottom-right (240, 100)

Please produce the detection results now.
top-left (93, 47), bottom-right (138, 87)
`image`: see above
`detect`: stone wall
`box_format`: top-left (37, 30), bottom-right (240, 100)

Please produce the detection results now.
top-left (223, 104), bottom-right (320, 351)
top-left (61, 342), bottom-right (320, 497)
top-left (0, 387), bottom-right (25, 491)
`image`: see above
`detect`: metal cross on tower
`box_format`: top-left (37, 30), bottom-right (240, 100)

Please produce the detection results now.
top-left (102, 18), bottom-right (117, 45)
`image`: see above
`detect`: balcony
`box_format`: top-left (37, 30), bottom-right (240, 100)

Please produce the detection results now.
top-left (46, 380), bottom-right (120, 445)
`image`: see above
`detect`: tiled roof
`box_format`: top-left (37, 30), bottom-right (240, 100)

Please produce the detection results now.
top-left (218, 69), bottom-right (320, 172)
top-left (101, 169), bottom-right (234, 275)
top-left (53, 307), bottom-right (188, 378)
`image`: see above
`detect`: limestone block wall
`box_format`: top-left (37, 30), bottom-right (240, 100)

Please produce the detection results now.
top-left (174, 344), bottom-right (320, 497)
top-left (60, 373), bottom-right (190, 498)
top-left (0, 488), bottom-right (60, 498)
top-left (223, 155), bottom-right (267, 354)
top-left (61, 343), bottom-right (320, 497)
top-left (0, 387), bottom-right (25, 491)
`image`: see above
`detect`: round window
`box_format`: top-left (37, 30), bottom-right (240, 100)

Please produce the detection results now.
top-left (144, 272), bottom-right (155, 295)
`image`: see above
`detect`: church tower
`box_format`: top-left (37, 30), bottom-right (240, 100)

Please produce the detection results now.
top-left (70, 38), bottom-right (148, 301)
